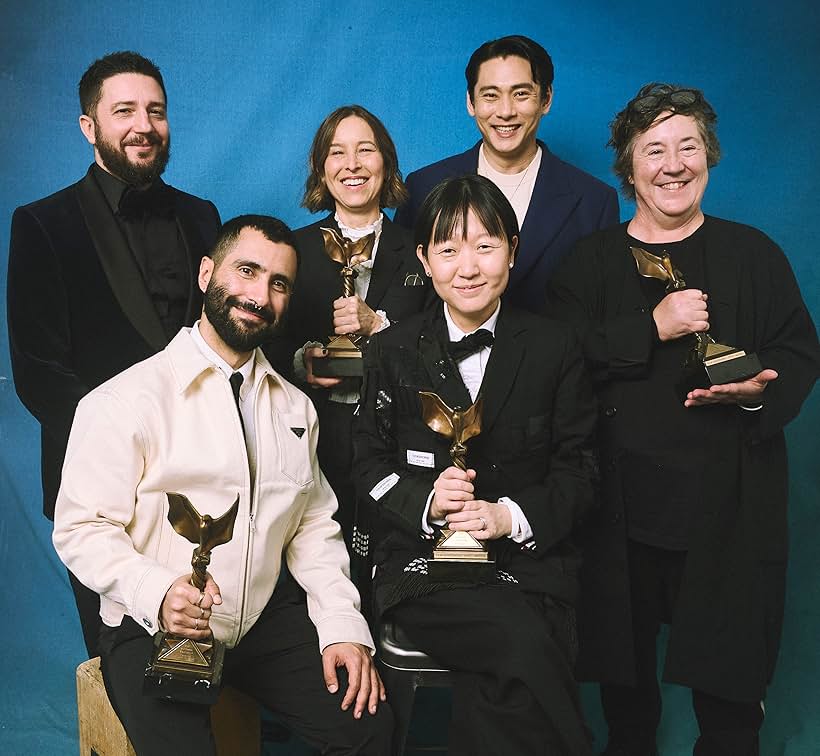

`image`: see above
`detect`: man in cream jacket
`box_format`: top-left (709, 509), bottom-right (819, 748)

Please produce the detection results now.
top-left (53, 214), bottom-right (391, 755)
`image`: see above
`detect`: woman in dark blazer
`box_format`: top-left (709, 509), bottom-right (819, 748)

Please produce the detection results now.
top-left (353, 175), bottom-right (598, 756)
top-left (275, 105), bottom-right (432, 551)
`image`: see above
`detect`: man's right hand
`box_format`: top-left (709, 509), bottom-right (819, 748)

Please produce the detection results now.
top-left (160, 573), bottom-right (222, 640)
top-left (653, 289), bottom-right (710, 341)
top-left (304, 346), bottom-right (343, 388)
top-left (429, 466), bottom-right (475, 522)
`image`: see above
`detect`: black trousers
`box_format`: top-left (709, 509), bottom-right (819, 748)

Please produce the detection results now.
top-left (99, 577), bottom-right (392, 756)
top-left (389, 584), bottom-right (593, 756)
top-left (317, 399), bottom-right (357, 547)
top-left (600, 540), bottom-right (764, 756)
top-left (68, 568), bottom-right (101, 658)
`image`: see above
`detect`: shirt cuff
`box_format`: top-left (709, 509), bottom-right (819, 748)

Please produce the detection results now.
top-left (421, 489), bottom-right (444, 534)
top-left (375, 309), bottom-right (391, 333)
top-left (498, 496), bottom-right (533, 543)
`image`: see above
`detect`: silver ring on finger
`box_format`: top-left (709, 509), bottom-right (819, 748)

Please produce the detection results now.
top-left (195, 618), bottom-right (200, 631)
top-left (479, 517), bottom-right (486, 530)
top-left (196, 592), bottom-right (205, 607)
top-left (199, 606), bottom-right (205, 619)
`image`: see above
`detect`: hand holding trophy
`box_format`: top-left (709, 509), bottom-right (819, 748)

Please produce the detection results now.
top-left (419, 391), bottom-right (495, 582)
top-left (631, 246), bottom-right (762, 399)
top-left (311, 227), bottom-right (376, 378)
top-left (143, 493), bottom-right (239, 704)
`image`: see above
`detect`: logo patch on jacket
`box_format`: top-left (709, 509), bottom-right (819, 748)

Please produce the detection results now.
top-left (290, 427), bottom-right (305, 438)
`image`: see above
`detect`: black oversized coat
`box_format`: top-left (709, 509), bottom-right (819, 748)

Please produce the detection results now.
top-left (547, 216), bottom-right (820, 701)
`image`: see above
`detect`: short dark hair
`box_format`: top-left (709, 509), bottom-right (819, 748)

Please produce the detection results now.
top-left (302, 105), bottom-right (408, 213)
top-left (609, 82), bottom-right (721, 199)
top-left (465, 35), bottom-right (554, 104)
top-left (210, 215), bottom-right (300, 269)
top-left (415, 175), bottom-right (519, 257)
top-left (79, 51), bottom-right (166, 117)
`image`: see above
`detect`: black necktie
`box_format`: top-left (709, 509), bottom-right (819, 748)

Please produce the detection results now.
top-left (229, 372), bottom-right (245, 434)
top-left (448, 329), bottom-right (494, 361)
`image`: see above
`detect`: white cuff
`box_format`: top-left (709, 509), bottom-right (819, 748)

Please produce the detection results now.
top-left (498, 496), bottom-right (533, 543)
top-left (375, 310), bottom-right (391, 333)
top-left (421, 489), bottom-right (444, 534)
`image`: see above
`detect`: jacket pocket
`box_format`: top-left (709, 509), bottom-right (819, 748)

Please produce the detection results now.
top-left (273, 412), bottom-right (315, 487)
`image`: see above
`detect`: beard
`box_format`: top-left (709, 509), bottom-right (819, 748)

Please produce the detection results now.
top-left (94, 122), bottom-right (170, 186)
top-left (203, 280), bottom-right (281, 353)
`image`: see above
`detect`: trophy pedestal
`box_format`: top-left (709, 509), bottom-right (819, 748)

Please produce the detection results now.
top-left (427, 529), bottom-right (495, 583)
top-left (312, 335), bottom-right (364, 378)
top-left (143, 631), bottom-right (226, 705)
top-left (678, 342), bottom-right (763, 399)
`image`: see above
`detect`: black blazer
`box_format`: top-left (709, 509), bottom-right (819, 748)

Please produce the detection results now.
top-left (394, 140), bottom-right (620, 311)
top-left (353, 304), bottom-right (598, 617)
top-left (7, 165), bottom-right (220, 517)
top-left (269, 213), bottom-right (434, 379)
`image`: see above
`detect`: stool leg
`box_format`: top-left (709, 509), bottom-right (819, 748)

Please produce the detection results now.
top-left (378, 662), bottom-right (419, 756)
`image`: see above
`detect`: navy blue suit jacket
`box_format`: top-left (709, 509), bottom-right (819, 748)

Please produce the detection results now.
top-left (395, 140), bottom-right (619, 311)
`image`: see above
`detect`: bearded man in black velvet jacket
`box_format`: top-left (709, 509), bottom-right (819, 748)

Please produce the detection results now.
top-left (7, 51), bottom-right (220, 657)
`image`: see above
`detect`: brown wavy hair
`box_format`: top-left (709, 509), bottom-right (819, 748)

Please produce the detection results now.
top-left (302, 105), bottom-right (408, 213)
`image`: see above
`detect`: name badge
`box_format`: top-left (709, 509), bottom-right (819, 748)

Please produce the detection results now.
top-left (407, 449), bottom-right (435, 468)
top-left (369, 473), bottom-right (400, 502)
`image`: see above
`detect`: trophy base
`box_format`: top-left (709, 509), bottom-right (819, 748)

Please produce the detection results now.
top-left (143, 632), bottom-right (226, 705)
top-left (312, 335), bottom-right (364, 378)
top-left (678, 346), bottom-right (763, 400)
top-left (427, 557), bottom-right (496, 583)
top-left (312, 354), bottom-right (363, 378)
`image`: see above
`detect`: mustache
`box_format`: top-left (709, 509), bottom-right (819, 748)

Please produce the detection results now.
top-left (122, 134), bottom-right (162, 147)
top-left (229, 296), bottom-right (275, 323)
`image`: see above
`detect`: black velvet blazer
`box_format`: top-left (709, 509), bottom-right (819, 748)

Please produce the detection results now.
top-left (8, 165), bottom-right (220, 517)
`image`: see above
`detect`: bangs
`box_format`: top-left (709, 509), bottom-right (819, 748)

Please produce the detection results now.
top-left (429, 190), bottom-right (509, 247)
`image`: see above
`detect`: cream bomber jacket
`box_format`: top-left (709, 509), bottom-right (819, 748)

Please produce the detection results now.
top-left (53, 329), bottom-right (373, 652)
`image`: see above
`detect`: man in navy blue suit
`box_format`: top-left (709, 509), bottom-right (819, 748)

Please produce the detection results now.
top-left (395, 35), bottom-right (619, 311)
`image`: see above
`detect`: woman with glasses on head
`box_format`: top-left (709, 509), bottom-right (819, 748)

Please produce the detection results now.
top-left (272, 105), bottom-right (432, 566)
top-left (354, 174), bottom-right (598, 755)
top-left (548, 83), bottom-right (820, 756)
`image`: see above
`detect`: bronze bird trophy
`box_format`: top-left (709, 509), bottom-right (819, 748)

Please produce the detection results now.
top-left (143, 493), bottom-right (239, 704)
top-left (313, 227), bottom-right (376, 377)
top-left (419, 391), bottom-right (495, 582)
top-left (631, 246), bottom-right (762, 399)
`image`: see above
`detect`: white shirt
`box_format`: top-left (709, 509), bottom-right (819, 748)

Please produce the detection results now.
top-left (478, 144), bottom-right (542, 230)
top-left (421, 303), bottom-right (534, 543)
top-left (191, 321), bottom-right (259, 482)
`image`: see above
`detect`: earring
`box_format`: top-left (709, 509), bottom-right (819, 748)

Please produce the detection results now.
top-left (425, 270), bottom-right (432, 277)
top-left (508, 263), bottom-right (513, 269)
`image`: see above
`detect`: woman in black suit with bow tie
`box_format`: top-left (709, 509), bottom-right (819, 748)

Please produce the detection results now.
top-left (353, 175), bottom-right (598, 755)
top-left (273, 106), bottom-right (431, 555)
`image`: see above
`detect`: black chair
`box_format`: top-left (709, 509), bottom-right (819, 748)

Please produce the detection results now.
top-left (377, 618), bottom-right (453, 755)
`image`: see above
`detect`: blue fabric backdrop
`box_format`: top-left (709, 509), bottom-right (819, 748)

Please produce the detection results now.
top-left (1, 1), bottom-right (817, 753)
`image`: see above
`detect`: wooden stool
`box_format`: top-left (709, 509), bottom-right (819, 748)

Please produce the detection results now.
top-left (76, 657), bottom-right (261, 755)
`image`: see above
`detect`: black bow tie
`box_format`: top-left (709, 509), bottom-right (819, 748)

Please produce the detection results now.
top-left (448, 328), bottom-right (494, 361)
top-left (118, 183), bottom-right (175, 219)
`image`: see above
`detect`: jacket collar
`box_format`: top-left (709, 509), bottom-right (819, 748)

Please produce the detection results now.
top-left (75, 165), bottom-right (167, 351)
top-left (416, 304), bottom-right (527, 433)
top-left (165, 328), bottom-right (284, 395)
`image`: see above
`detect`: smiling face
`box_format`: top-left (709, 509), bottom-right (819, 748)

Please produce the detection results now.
top-left (322, 115), bottom-right (385, 226)
top-left (198, 228), bottom-right (297, 366)
top-left (630, 113), bottom-right (709, 234)
top-left (417, 208), bottom-right (517, 332)
top-left (79, 73), bottom-right (170, 186)
top-left (467, 55), bottom-right (551, 173)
